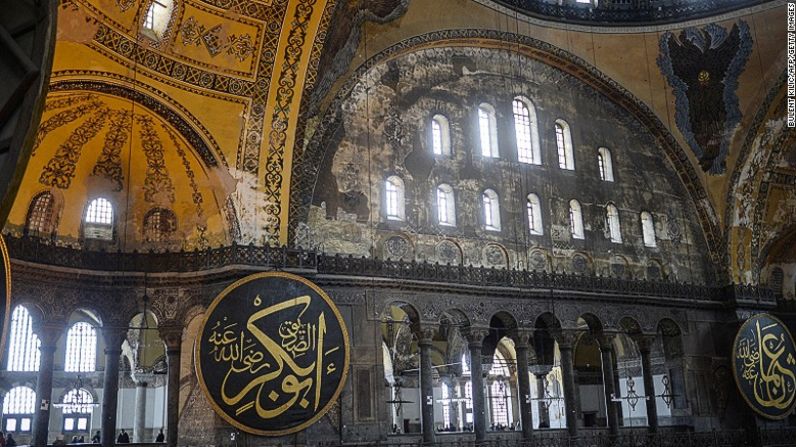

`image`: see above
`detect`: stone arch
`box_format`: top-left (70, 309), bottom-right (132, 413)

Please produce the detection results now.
top-left (577, 312), bottom-right (604, 335)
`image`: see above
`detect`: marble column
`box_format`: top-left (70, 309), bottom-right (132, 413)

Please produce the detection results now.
top-left (599, 334), bottom-right (619, 436)
top-left (556, 331), bottom-right (578, 437)
top-left (464, 328), bottom-right (488, 441)
top-left (637, 336), bottom-right (658, 433)
top-left (32, 323), bottom-right (62, 447)
top-left (530, 364), bottom-right (552, 429)
top-left (513, 331), bottom-right (533, 440)
top-left (417, 326), bottom-right (436, 444)
top-left (133, 377), bottom-right (149, 442)
top-left (101, 326), bottom-right (127, 447)
top-left (160, 326), bottom-right (183, 447)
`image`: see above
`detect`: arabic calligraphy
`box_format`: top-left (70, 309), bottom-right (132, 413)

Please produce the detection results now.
top-left (197, 272), bottom-right (350, 436)
top-left (733, 314), bottom-right (796, 419)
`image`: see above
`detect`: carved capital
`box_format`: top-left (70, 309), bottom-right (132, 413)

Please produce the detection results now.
top-left (462, 327), bottom-right (489, 348)
top-left (633, 334), bottom-right (656, 355)
top-left (530, 364), bottom-right (553, 377)
top-left (597, 332), bottom-right (617, 352)
top-left (159, 325), bottom-right (183, 352)
top-left (552, 330), bottom-right (579, 350)
top-left (33, 321), bottom-right (65, 348)
top-left (510, 329), bottom-right (533, 349)
top-left (102, 326), bottom-right (128, 352)
top-left (416, 324), bottom-right (437, 346)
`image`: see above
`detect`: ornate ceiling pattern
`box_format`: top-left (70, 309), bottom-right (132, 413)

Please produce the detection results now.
top-left (6, 85), bottom-right (233, 249)
top-left (30, 0), bottom-right (340, 246)
top-left (726, 75), bottom-right (795, 285)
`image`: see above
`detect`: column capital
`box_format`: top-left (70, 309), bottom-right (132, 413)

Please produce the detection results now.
top-left (530, 364), bottom-right (553, 376)
top-left (159, 325), bottom-right (183, 352)
top-left (633, 334), bottom-right (656, 354)
top-left (510, 329), bottom-right (533, 349)
top-left (416, 324), bottom-right (437, 345)
top-left (33, 321), bottom-right (64, 348)
top-left (462, 326), bottom-right (489, 348)
top-left (552, 329), bottom-right (579, 350)
top-left (597, 332), bottom-right (618, 352)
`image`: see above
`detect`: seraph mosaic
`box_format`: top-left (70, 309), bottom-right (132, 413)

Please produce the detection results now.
top-left (658, 21), bottom-right (752, 175)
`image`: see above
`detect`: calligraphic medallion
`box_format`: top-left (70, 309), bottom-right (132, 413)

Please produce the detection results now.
top-left (732, 313), bottom-right (796, 419)
top-left (196, 272), bottom-right (350, 435)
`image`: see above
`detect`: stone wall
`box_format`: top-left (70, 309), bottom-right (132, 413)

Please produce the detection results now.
top-left (304, 45), bottom-right (711, 284)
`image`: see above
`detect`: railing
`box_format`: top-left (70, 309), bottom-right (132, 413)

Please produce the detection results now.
top-left (491, 0), bottom-right (768, 25)
top-left (5, 235), bottom-right (775, 303)
top-left (319, 428), bottom-right (796, 447)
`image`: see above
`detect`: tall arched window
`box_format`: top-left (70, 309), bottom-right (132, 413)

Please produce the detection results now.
top-left (513, 97), bottom-right (541, 165)
top-left (436, 184), bottom-right (456, 227)
top-left (606, 204), bottom-right (622, 243)
top-left (64, 322), bottom-right (97, 372)
top-left (527, 193), bottom-right (543, 236)
top-left (144, 208), bottom-right (177, 242)
top-left (478, 103), bottom-right (499, 158)
top-left (26, 192), bottom-right (56, 237)
top-left (3, 386), bottom-right (35, 433)
top-left (384, 176), bottom-right (405, 221)
top-left (488, 351), bottom-right (513, 429)
top-left (62, 388), bottom-right (93, 433)
top-left (640, 211), bottom-right (657, 248)
top-left (84, 197), bottom-right (114, 241)
top-left (431, 114), bottom-right (451, 156)
top-left (569, 200), bottom-right (584, 240)
top-left (142, 0), bottom-right (175, 40)
top-left (7, 305), bottom-right (40, 372)
top-left (482, 189), bottom-right (501, 231)
top-left (597, 147), bottom-right (614, 182)
top-left (555, 120), bottom-right (575, 170)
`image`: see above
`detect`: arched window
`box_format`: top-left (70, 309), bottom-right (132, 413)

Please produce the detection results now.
top-left (436, 184), bottom-right (456, 227)
top-left (488, 351), bottom-right (512, 429)
top-left (597, 147), bottom-right (614, 182)
top-left (62, 388), bottom-right (93, 433)
top-left (3, 386), bottom-right (35, 433)
top-left (84, 197), bottom-right (114, 241)
top-left (641, 211), bottom-right (657, 248)
top-left (64, 322), bottom-right (97, 372)
top-left (384, 176), bottom-right (405, 221)
top-left (142, 0), bottom-right (175, 40)
top-left (555, 120), bottom-right (575, 170)
top-left (7, 305), bottom-right (40, 372)
top-left (431, 114), bottom-right (451, 156)
top-left (26, 192), bottom-right (56, 236)
top-left (478, 103), bottom-right (499, 158)
top-left (527, 193), bottom-right (543, 236)
top-left (569, 200), bottom-right (584, 240)
top-left (143, 208), bottom-right (177, 242)
top-left (606, 204), bottom-right (622, 243)
top-left (482, 189), bottom-right (501, 231)
top-left (513, 97), bottom-right (541, 165)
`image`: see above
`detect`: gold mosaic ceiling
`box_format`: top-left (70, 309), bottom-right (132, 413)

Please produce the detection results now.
top-left (6, 0), bottom-right (338, 247)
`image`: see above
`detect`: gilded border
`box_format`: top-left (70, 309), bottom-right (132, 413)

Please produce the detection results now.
top-left (0, 235), bottom-right (11, 365)
top-left (732, 313), bottom-right (796, 420)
